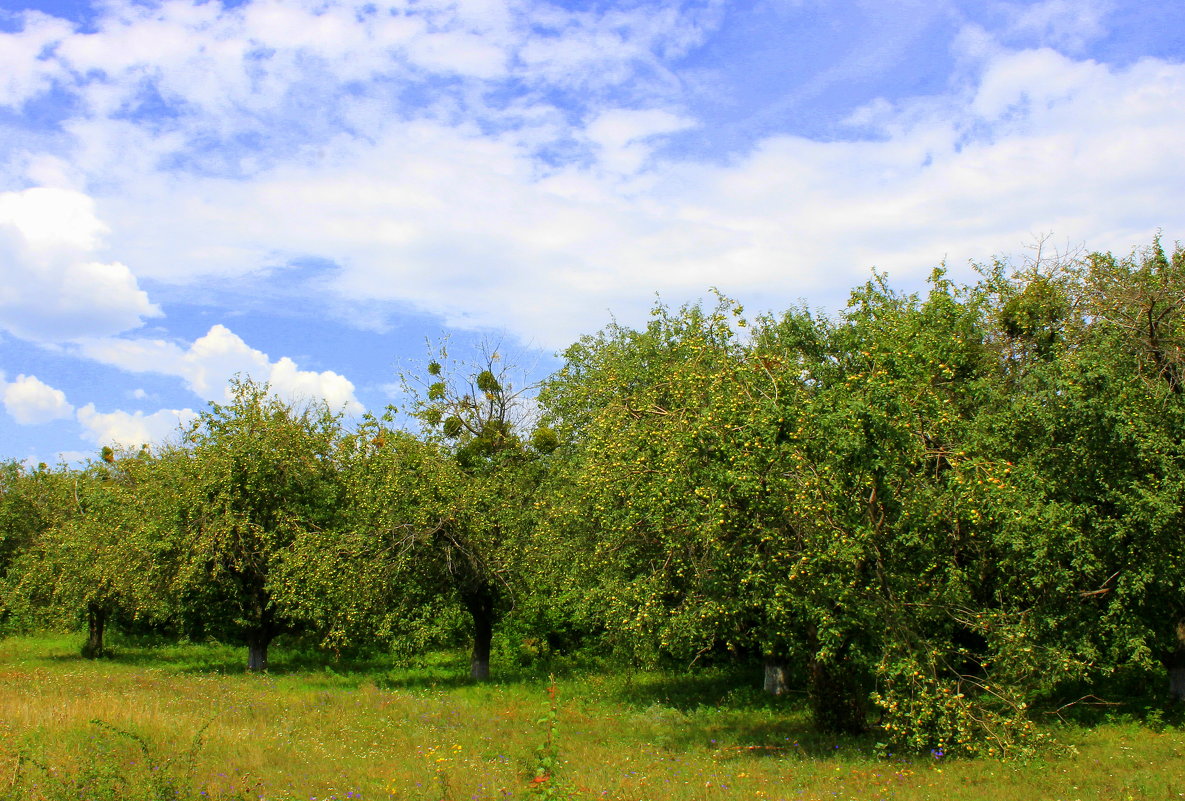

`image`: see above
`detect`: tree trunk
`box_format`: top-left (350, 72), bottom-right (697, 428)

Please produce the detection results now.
top-left (1166, 620), bottom-right (1185, 702)
top-left (81, 602), bottom-right (107, 659)
top-left (1169, 663), bottom-right (1185, 702)
top-left (808, 656), bottom-right (867, 734)
top-left (247, 634), bottom-right (271, 672)
top-left (245, 586), bottom-right (275, 672)
top-left (463, 588), bottom-right (496, 682)
top-left (802, 625), bottom-right (867, 733)
top-left (763, 659), bottom-right (790, 696)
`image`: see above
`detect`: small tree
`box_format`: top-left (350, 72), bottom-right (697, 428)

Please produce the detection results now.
top-left (4, 451), bottom-right (172, 657)
top-left (0, 461), bottom-right (75, 635)
top-left (539, 299), bottom-right (804, 690)
top-left (169, 378), bottom-right (344, 671)
top-left (279, 420), bottom-right (468, 659)
top-left (276, 344), bottom-right (554, 682)
top-left (406, 343), bottom-right (549, 680)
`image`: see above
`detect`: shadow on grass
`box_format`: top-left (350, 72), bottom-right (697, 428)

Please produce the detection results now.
top-left (7, 634), bottom-right (913, 763)
top-left (1037, 664), bottom-right (1185, 730)
top-left (80, 633), bottom-right (577, 691)
top-left (636, 705), bottom-right (872, 760)
top-left (610, 665), bottom-right (777, 710)
top-left (29, 632), bottom-right (397, 681)
top-left (564, 664), bottom-right (882, 760)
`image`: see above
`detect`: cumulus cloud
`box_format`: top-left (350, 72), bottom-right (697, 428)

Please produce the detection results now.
top-left (78, 324), bottom-right (364, 414)
top-left (75, 404), bottom-right (197, 448)
top-left (0, 187), bottom-right (161, 342)
top-left (1, 373), bottom-right (75, 424)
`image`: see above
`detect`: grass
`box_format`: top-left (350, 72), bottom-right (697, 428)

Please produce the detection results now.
top-left (2, 634), bottom-right (1184, 800)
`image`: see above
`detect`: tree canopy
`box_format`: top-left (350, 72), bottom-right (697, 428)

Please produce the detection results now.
top-left (3, 237), bottom-right (1183, 756)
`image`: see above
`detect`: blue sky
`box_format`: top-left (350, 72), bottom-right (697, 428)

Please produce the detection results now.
top-left (2, 0), bottom-right (1184, 464)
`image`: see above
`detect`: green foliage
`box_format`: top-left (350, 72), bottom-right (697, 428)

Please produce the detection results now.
top-left (525, 678), bottom-right (576, 800)
top-left (476, 369), bottom-right (502, 395)
top-left (278, 421), bottom-right (465, 650)
top-left (538, 247), bottom-right (1185, 752)
top-left (1000, 275), bottom-right (1068, 357)
top-left (442, 415), bottom-right (464, 438)
top-left (3, 453), bottom-right (173, 656)
top-left (166, 377), bottom-right (345, 670)
top-left (540, 297), bottom-right (759, 670)
top-left (5, 236), bottom-right (1185, 758)
top-left (290, 342), bottom-right (552, 682)
top-left (529, 426), bottom-right (559, 454)
top-left (0, 461), bottom-right (75, 634)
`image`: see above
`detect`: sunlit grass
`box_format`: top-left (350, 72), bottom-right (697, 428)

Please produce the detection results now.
top-left (2, 634), bottom-right (1183, 800)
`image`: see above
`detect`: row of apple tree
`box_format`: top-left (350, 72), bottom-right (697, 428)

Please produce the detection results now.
top-left (1, 237), bottom-right (1183, 755)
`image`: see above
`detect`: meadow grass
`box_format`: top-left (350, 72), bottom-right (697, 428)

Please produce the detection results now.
top-left (2, 634), bottom-right (1183, 800)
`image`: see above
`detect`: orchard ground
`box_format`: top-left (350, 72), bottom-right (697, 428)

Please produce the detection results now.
top-left (2, 634), bottom-right (1183, 801)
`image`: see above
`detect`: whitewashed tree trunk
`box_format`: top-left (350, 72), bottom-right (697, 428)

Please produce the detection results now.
top-left (1169, 665), bottom-right (1185, 702)
top-left (1168, 620), bottom-right (1185, 702)
top-left (763, 660), bottom-right (789, 696)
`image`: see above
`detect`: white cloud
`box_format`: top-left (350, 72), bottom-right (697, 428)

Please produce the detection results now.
top-left (17, 451), bottom-right (92, 470)
top-left (1, 373), bottom-right (75, 424)
top-left (52, 450), bottom-right (93, 467)
top-left (6, 0), bottom-right (704, 158)
top-left (0, 187), bottom-right (161, 342)
top-left (182, 325), bottom-right (271, 397)
top-left (0, 0), bottom-right (1182, 357)
top-left (517, 4), bottom-right (713, 88)
top-left (0, 11), bottom-right (71, 108)
top-left (585, 108), bottom-right (695, 175)
top-left (1007, 0), bottom-right (1111, 53)
top-left (71, 44), bottom-right (1182, 349)
top-left (78, 324), bottom-right (364, 414)
top-left (0, 0), bottom-right (723, 193)
top-left (268, 356), bottom-right (362, 413)
top-left (406, 29), bottom-right (509, 78)
top-left (76, 403), bottom-right (197, 448)
top-left (0, 185), bottom-right (105, 251)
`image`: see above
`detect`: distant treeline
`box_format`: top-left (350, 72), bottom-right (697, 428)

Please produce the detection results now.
top-left (2, 237), bottom-right (1184, 757)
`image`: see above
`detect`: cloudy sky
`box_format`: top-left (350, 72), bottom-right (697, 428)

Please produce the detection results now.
top-left (1, 0), bottom-right (1183, 464)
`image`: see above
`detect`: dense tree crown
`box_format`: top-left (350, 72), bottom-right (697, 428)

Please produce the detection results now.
top-left (2, 238), bottom-right (1184, 755)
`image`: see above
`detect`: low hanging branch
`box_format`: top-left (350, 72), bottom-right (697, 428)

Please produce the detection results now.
top-left (1077, 571), bottom-right (1119, 599)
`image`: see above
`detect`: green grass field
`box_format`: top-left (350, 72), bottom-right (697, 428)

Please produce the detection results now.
top-left (2, 634), bottom-right (1183, 801)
